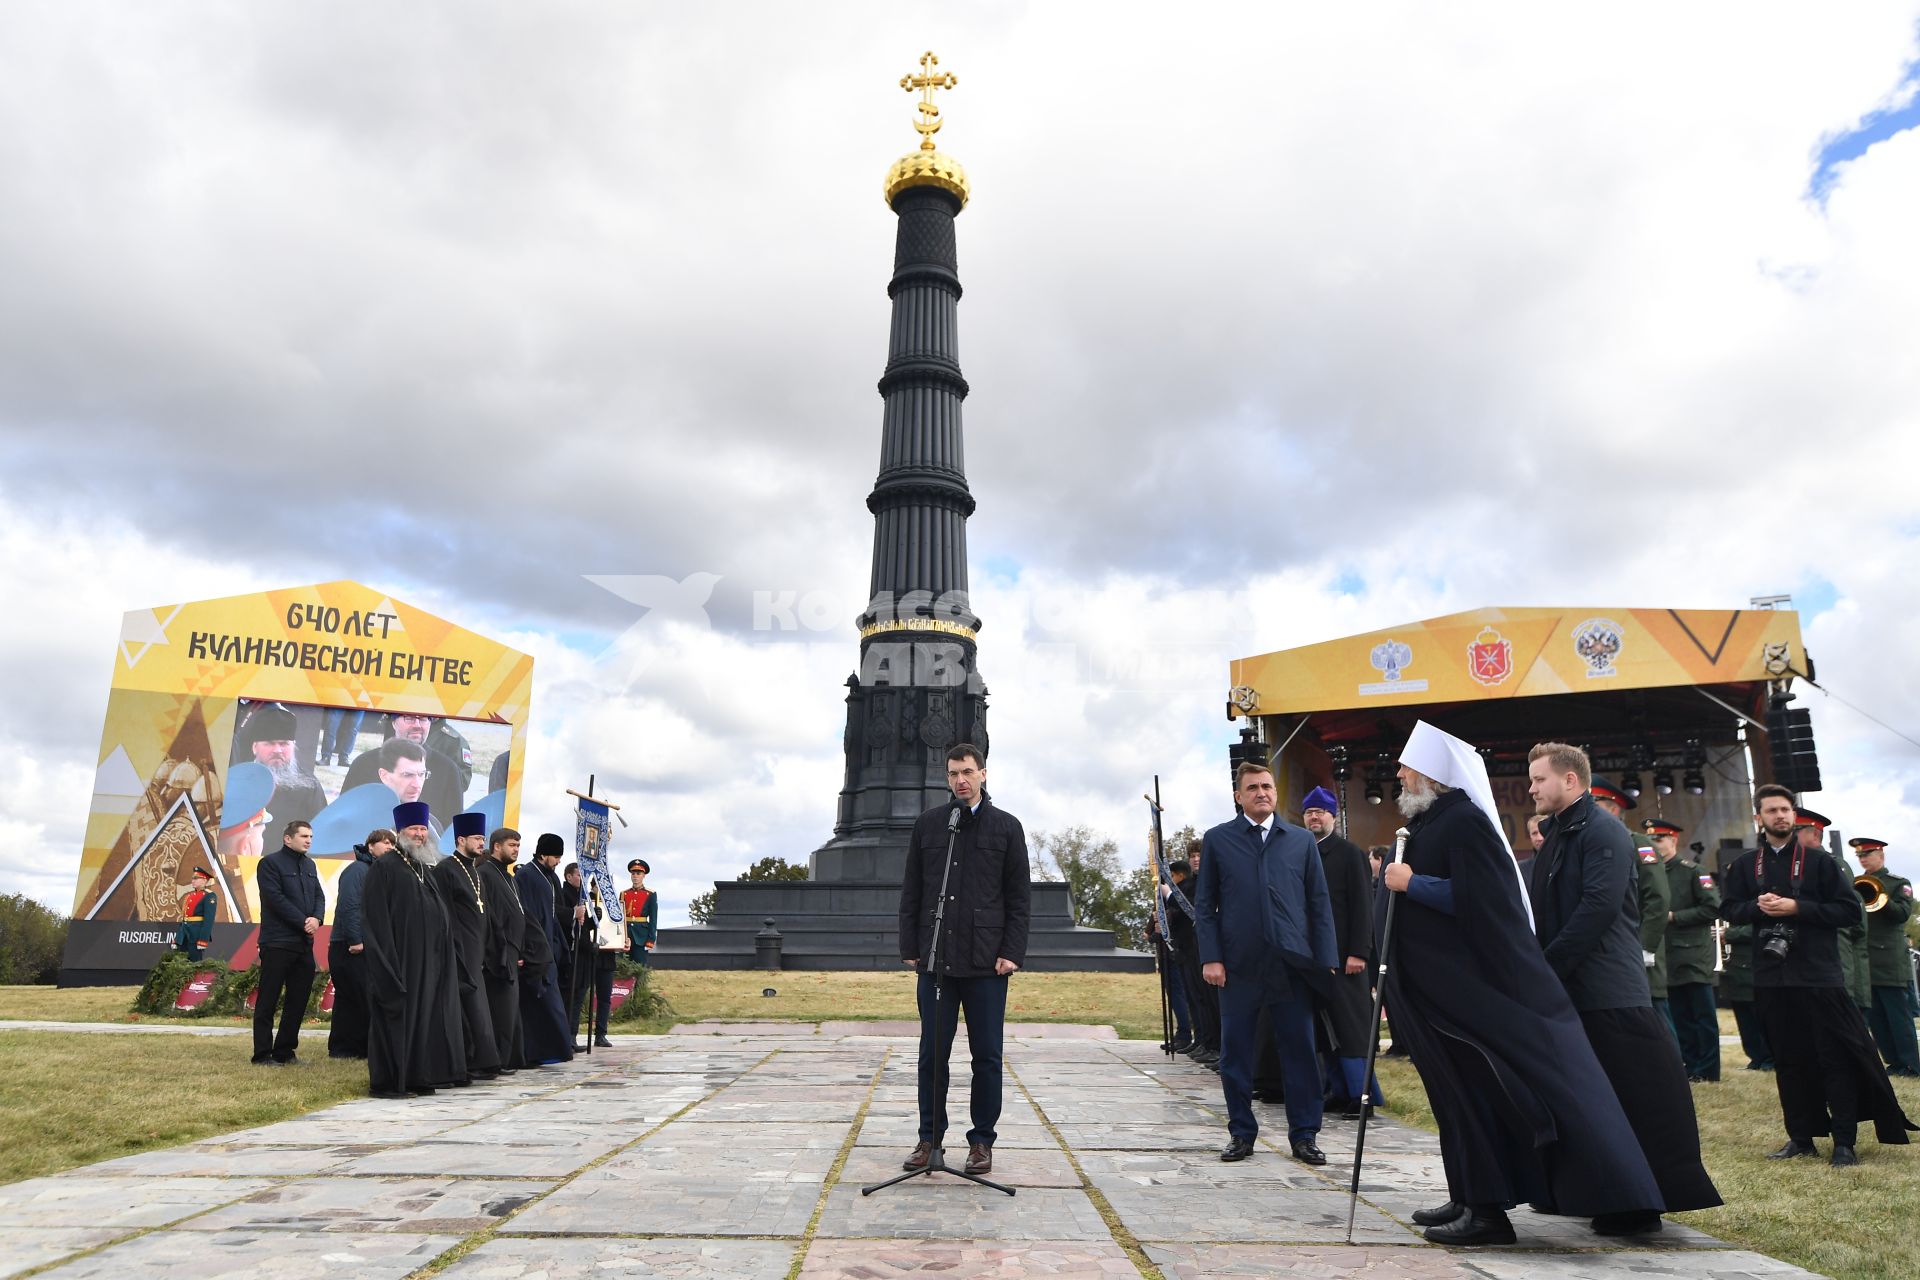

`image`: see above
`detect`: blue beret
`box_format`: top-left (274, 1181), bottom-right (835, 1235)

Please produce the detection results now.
top-left (1302, 785), bottom-right (1338, 815)
top-left (452, 811), bottom-right (487, 839)
top-left (310, 784), bottom-right (404, 857)
top-left (392, 801), bottom-right (431, 830)
top-left (221, 762), bottom-right (276, 830)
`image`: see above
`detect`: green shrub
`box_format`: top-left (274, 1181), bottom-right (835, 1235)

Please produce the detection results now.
top-left (0, 894), bottom-right (68, 985)
top-left (608, 959), bottom-right (674, 1024)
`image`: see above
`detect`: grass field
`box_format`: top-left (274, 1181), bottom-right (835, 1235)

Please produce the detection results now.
top-left (5, 978), bottom-right (1917, 1279)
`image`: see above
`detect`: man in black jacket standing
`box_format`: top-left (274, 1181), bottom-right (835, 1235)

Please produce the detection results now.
top-left (898, 743), bottom-right (1031, 1179)
top-left (1300, 786), bottom-right (1376, 1114)
top-left (252, 819), bottom-right (325, 1066)
top-left (433, 811), bottom-right (502, 1080)
top-left (1528, 742), bottom-right (1719, 1233)
top-left (1722, 784), bottom-right (1914, 1166)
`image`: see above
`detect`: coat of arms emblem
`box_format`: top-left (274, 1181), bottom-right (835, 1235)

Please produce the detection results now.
top-left (1572, 618), bottom-right (1624, 678)
top-left (1467, 626), bottom-right (1513, 687)
top-left (1370, 640), bottom-right (1413, 682)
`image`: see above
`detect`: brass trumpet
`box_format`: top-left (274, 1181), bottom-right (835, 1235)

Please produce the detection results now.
top-left (1855, 873), bottom-right (1890, 914)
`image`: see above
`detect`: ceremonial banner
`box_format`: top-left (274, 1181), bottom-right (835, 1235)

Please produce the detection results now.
top-left (575, 797), bottom-right (624, 932)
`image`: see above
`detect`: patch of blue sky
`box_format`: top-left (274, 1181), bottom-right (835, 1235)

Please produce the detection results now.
top-left (1808, 50), bottom-right (1920, 204)
top-left (980, 553), bottom-right (1024, 584)
top-left (1791, 574), bottom-right (1840, 620)
top-left (1330, 569), bottom-right (1367, 598)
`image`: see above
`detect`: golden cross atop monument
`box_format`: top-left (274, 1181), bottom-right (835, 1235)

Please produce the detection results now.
top-left (900, 50), bottom-right (957, 152)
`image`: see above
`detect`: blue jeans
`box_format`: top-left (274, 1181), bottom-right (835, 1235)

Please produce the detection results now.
top-left (1218, 970), bottom-right (1322, 1143)
top-left (916, 971), bottom-right (1007, 1147)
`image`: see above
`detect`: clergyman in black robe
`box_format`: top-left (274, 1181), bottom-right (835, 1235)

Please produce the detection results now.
top-left (433, 812), bottom-right (503, 1079)
top-left (364, 816), bottom-right (459, 1097)
top-left (516, 837), bottom-right (575, 1065)
top-left (1301, 787), bottom-right (1378, 1110)
top-left (1382, 772), bottom-right (1662, 1241)
top-left (477, 829), bottom-right (526, 1072)
top-left (1723, 785), bottom-right (1915, 1163)
top-left (1529, 751), bottom-right (1721, 1231)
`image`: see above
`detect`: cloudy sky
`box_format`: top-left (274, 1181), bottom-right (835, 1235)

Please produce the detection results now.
top-left (2, 3), bottom-right (1917, 924)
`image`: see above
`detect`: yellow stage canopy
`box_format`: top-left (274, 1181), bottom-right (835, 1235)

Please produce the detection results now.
top-left (1229, 606), bottom-right (1804, 718)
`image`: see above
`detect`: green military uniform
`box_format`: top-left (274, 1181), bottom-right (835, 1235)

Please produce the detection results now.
top-left (1720, 922), bottom-right (1774, 1069)
top-left (1637, 837), bottom-right (1672, 1002)
top-left (1664, 847), bottom-right (1723, 1080)
top-left (172, 874), bottom-right (218, 961)
top-left (1854, 839), bottom-right (1920, 1076)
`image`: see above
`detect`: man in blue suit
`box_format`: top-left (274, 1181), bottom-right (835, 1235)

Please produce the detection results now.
top-left (1198, 760), bottom-right (1340, 1165)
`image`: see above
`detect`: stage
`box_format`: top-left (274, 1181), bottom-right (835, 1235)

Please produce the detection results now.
top-left (0, 1025), bottom-right (1808, 1278)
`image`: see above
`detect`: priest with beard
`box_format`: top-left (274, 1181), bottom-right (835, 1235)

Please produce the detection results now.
top-left (1526, 741), bottom-right (1721, 1232)
top-left (1378, 721), bottom-right (1662, 1246)
top-left (477, 827), bottom-right (527, 1071)
top-left (516, 834), bottom-right (575, 1065)
top-left (363, 805), bottom-right (464, 1097)
top-left (434, 811), bottom-right (504, 1080)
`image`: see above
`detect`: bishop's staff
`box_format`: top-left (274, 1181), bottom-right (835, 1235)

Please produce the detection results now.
top-left (1345, 826), bottom-right (1409, 1244)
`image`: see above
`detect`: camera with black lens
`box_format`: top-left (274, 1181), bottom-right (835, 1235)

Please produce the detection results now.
top-left (1758, 923), bottom-right (1795, 961)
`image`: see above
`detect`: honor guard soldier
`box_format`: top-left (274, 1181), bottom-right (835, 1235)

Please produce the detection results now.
top-left (174, 867), bottom-right (218, 961)
top-left (1852, 838), bottom-right (1920, 1076)
top-left (1799, 809), bottom-right (1872, 1014)
top-left (1648, 819), bottom-right (1722, 1080)
top-left (1591, 779), bottom-right (1669, 1008)
top-left (622, 860), bottom-right (658, 962)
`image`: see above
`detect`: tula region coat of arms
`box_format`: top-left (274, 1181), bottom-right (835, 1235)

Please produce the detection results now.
top-left (1467, 626), bottom-right (1514, 687)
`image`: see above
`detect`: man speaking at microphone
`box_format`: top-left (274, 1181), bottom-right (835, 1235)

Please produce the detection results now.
top-left (898, 743), bottom-right (1032, 1178)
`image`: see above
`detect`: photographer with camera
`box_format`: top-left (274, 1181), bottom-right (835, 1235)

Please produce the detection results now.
top-left (1722, 784), bottom-right (1914, 1166)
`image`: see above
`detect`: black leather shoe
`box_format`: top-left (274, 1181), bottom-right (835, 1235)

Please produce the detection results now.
top-left (1424, 1207), bottom-right (1516, 1246)
top-left (1411, 1200), bottom-right (1464, 1226)
top-left (1832, 1145), bottom-right (1860, 1167)
top-left (594, 1036), bottom-right (614, 1048)
top-left (902, 1140), bottom-right (934, 1172)
top-left (1219, 1137), bottom-right (1255, 1162)
top-left (1768, 1139), bottom-right (1819, 1159)
top-left (1290, 1140), bottom-right (1327, 1166)
top-left (1591, 1210), bottom-right (1663, 1236)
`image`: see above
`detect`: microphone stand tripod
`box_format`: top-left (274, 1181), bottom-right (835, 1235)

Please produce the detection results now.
top-left (862, 806), bottom-right (1015, 1198)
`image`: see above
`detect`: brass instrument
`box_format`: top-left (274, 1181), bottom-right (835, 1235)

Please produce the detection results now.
top-left (1855, 873), bottom-right (1890, 914)
top-left (1711, 919), bottom-right (1728, 973)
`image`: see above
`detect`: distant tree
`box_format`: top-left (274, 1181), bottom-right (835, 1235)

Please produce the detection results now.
top-left (0, 894), bottom-right (68, 985)
top-left (1031, 826), bottom-right (1152, 948)
top-left (686, 855), bottom-right (809, 924)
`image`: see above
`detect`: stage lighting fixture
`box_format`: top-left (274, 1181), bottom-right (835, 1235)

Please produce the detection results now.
top-left (1653, 768), bottom-right (1675, 796)
top-left (1365, 781), bottom-right (1383, 805)
top-left (1684, 770), bottom-right (1706, 796)
top-left (1620, 772), bottom-right (1643, 799)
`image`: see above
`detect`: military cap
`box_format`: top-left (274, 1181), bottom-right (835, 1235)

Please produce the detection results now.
top-left (627, 858), bottom-right (651, 874)
top-left (1590, 778), bottom-right (1637, 810)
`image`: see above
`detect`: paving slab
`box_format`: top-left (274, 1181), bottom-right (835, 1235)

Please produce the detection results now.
top-left (186, 1175), bottom-right (547, 1234)
top-left (839, 1143), bottom-right (1081, 1188)
top-left (590, 1142), bottom-right (841, 1183)
top-left (509, 1177), bottom-right (819, 1236)
top-left (0, 1175), bottom-right (274, 1228)
top-left (0, 1227), bottom-right (130, 1278)
top-left (1103, 1183), bottom-right (1419, 1244)
top-left (1146, 1242), bottom-right (1474, 1278)
top-left (443, 1236), bottom-right (800, 1278)
top-left (814, 1184), bottom-right (1112, 1241)
top-left (35, 1230), bottom-right (456, 1278)
top-left (799, 1239), bottom-right (1140, 1277)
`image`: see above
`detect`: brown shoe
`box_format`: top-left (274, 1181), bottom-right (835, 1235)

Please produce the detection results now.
top-left (902, 1141), bottom-right (934, 1172)
top-left (965, 1142), bottom-right (992, 1174)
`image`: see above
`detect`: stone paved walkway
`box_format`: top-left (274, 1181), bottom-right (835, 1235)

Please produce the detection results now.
top-left (0, 1025), bottom-right (1824, 1279)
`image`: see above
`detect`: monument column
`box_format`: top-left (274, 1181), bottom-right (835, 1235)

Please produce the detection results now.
top-left (812, 53), bottom-right (987, 884)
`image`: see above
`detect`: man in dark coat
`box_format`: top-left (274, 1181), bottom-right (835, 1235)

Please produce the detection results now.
top-left (1383, 723), bottom-right (1661, 1247)
top-left (432, 811), bottom-right (503, 1079)
top-left (897, 743), bottom-right (1032, 1179)
top-left (1300, 786), bottom-right (1377, 1113)
top-left (562, 862), bottom-right (620, 1049)
top-left (1169, 847), bottom-right (1220, 1069)
top-left (343, 728), bottom-right (466, 828)
top-left (1722, 785), bottom-right (1915, 1166)
top-left (515, 835), bottom-right (575, 1065)
top-left (327, 836), bottom-right (380, 1059)
top-left (478, 828), bottom-right (527, 1071)
top-left (1197, 761), bottom-right (1338, 1167)
top-left (363, 819), bottom-right (437, 1096)
top-left (251, 820), bottom-right (326, 1066)
top-left (1652, 819), bottom-right (1723, 1081)
top-left (1528, 744), bottom-right (1720, 1233)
